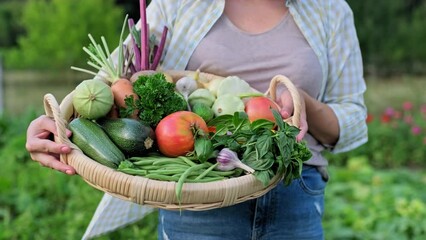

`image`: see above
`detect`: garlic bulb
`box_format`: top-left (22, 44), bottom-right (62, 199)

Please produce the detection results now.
top-left (216, 148), bottom-right (255, 173)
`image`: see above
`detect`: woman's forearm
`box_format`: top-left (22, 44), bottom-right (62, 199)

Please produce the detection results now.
top-left (302, 91), bottom-right (340, 146)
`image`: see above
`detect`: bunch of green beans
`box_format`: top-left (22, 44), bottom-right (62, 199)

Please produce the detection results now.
top-left (118, 155), bottom-right (242, 202)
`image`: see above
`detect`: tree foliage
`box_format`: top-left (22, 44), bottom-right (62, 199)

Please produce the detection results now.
top-left (1, 0), bottom-right (426, 76)
top-left (0, 0), bottom-right (25, 48)
top-left (347, 0), bottom-right (426, 76)
top-left (4, 0), bottom-right (124, 69)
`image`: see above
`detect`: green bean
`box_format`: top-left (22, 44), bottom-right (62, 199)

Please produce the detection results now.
top-left (118, 168), bottom-right (148, 176)
top-left (176, 163), bottom-right (210, 203)
top-left (129, 155), bottom-right (182, 164)
top-left (185, 176), bottom-right (225, 183)
top-left (171, 171), bottom-right (204, 178)
top-left (161, 164), bottom-right (192, 169)
top-left (168, 168), bottom-right (233, 178)
top-left (171, 167), bottom-right (222, 178)
top-left (206, 169), bottom-right (238, 177)
top-left (145, 174), bottom-right (180, 181)
top-left (194, 163), bottom-right (219, 180)
top-left (149, 169), bottom-right (189, 175)
top-left (128, 156), bottom-right (161, 161)
top-left (152, 158), bottom-right (188, 166)
top-left (144, 173), bottom-right (224, 183)
top-left (131, 159), bottom-right (158, 166)
top-left (178, 156), bottom-right (197, 167)
top-left (134, 165), bottom-right (162, 170)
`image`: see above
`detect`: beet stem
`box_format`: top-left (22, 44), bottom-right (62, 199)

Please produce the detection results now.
top-left (128, 18), bottom-right (141, 72)
top-left (140, 0), bottom-right (149, 70)
top-left (151, 26), bottom-right (168, 70)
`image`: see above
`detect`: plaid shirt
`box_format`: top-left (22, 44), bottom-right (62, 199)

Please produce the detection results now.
top-left (83, 0), bottom-right (367, 238)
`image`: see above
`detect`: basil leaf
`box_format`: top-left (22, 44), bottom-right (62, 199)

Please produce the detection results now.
top-left (254, 170), bottom-right (272, 186)
top-left (255, 133), bottom-right (273, 158)
top-left (272, 109), bottom-right (285, 130)
top-left (208, 114), bottom-right (233, 126)
top-left (242, 152), bottom-right (274, 170)
top-left (214, 124), bottom-right (230, 136)
top-left (250, 119), bottom-right (274, 131)
top-left (232, 112), bottom-right (250, 133)
top-left (194, 137), bottom-right (213, 163)
top-left (282, 164), bottom-right (294, 186)
top-left (275, 131), bottom-right (293, 162)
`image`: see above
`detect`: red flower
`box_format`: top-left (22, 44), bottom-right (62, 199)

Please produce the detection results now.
top-left (394, 111), bottom-right (402, 119)
top-left (404, 115), bottom-right (413, 124)
top-left (366, 114), bottom-right (374, 123)
top-left (421, 104), bottom-right (426, 115)
top-left (403, 101), bottom-right (413, 111)
top-left (411, 126), bottom-right (421, 135)
top-left (381, 114), bottom-right (391, 123)
top-left (384, 107), bottom-right (395, 117)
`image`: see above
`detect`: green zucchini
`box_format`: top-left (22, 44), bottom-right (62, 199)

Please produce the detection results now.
top-left (97, 118), bottom-right (155, 157)
top-left (69, 118), bottom-right (125, 168)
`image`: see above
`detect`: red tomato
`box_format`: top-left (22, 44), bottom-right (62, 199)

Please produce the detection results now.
top-left (207, 126), bottom-right (217, 133)
top-left (245, 96), bottom-right (280, 123)
top-left (155, 111), bottom-right (209, 157)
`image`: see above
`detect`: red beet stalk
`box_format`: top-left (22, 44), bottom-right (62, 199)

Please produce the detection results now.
top-left (140, 0), bottom-right (149, 70)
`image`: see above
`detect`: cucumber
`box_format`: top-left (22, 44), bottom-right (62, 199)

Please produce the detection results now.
top-left (97, 118), bottom-right (155, 157)
top-left (69, 118), bottom-right (125, 168)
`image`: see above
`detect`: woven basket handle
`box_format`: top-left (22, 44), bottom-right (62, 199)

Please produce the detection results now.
top-left (264, 75), bottom-right (301, 128)
top-left (43, 93), bottom-right (72, 164)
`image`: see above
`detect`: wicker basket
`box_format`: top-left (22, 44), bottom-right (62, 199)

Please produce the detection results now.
top-left (43, 71), bottom-right (301, 211)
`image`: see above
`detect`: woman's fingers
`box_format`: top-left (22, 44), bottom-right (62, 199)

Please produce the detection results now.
top-left (296, 110), bottom-right (308, 142)
top-left (26, 137), bottom-right (71, 155)
top-left (278, 89), bottom-right (294, 119)
top-left (32, 152), bottom-right (76, 175)
top-left (295, 90), bottom-right (308, 141)
top-left (26, 138), bottom-right (75, 174)
top-left (278, 88), bottom-right (309, 141)
top-left (26, 115), bottom-right (75, 174)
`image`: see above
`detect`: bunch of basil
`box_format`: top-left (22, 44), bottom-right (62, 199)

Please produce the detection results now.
top-left (193, 110), bottom-right (312, 186)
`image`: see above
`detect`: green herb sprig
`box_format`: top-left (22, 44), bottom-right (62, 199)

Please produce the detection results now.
top-left (194, 110), bottom-right (312, 186)
top-left (122, 73), bottom-right (187, 127)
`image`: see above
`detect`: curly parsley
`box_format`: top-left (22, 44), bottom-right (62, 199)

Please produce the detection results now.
top-left (122, 73), bottom-right (187, 127)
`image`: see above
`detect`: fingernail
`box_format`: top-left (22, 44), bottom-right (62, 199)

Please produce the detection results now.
top-left (60, 146), bottom-right (69, 152)
top-left (281, 111), bottom-right (289, 118)
top-left (65, 169), bottom-right (73, 175)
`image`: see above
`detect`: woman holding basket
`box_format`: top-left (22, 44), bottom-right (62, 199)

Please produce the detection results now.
top-left (26, 0), bottom-right (368, 239)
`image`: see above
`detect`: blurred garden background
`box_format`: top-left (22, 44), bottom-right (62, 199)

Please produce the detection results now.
top-left (1, 0), bottom-right (426, 239)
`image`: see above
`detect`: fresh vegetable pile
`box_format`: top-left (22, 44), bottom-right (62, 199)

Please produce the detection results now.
top-left (66, 0), bottom-right (312, 202)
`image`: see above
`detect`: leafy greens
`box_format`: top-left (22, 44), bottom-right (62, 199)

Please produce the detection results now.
top-left (122, 73), bottom-right (187, 127)
top-left (195, 110), bottom-right (312, 186)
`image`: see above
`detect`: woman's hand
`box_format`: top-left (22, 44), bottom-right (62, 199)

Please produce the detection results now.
top-left (278, 88), bottom-right (340, 146)
top-left (278, 88), bottom-right (308, 142)
top-left (25, 115), bottom-right (76, 175)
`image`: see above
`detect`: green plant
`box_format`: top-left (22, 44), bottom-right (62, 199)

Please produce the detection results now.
top-left (0, 109), bottom-right (39, 148)
top-left (326, 100), bottom-right (426, 168)
top-left (3, 0), bottom-right (123, 70)
top-left (347, 0), bottom-right (426, 75)
top-left (324, 157), bottom-right (426, 239)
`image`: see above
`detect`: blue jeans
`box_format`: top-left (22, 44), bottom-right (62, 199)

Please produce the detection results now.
top-left (158, 165), bottom-right (328, 240)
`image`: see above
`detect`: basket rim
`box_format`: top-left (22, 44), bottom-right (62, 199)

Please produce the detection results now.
top-left (66, 146), bottom-right (282, 210)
